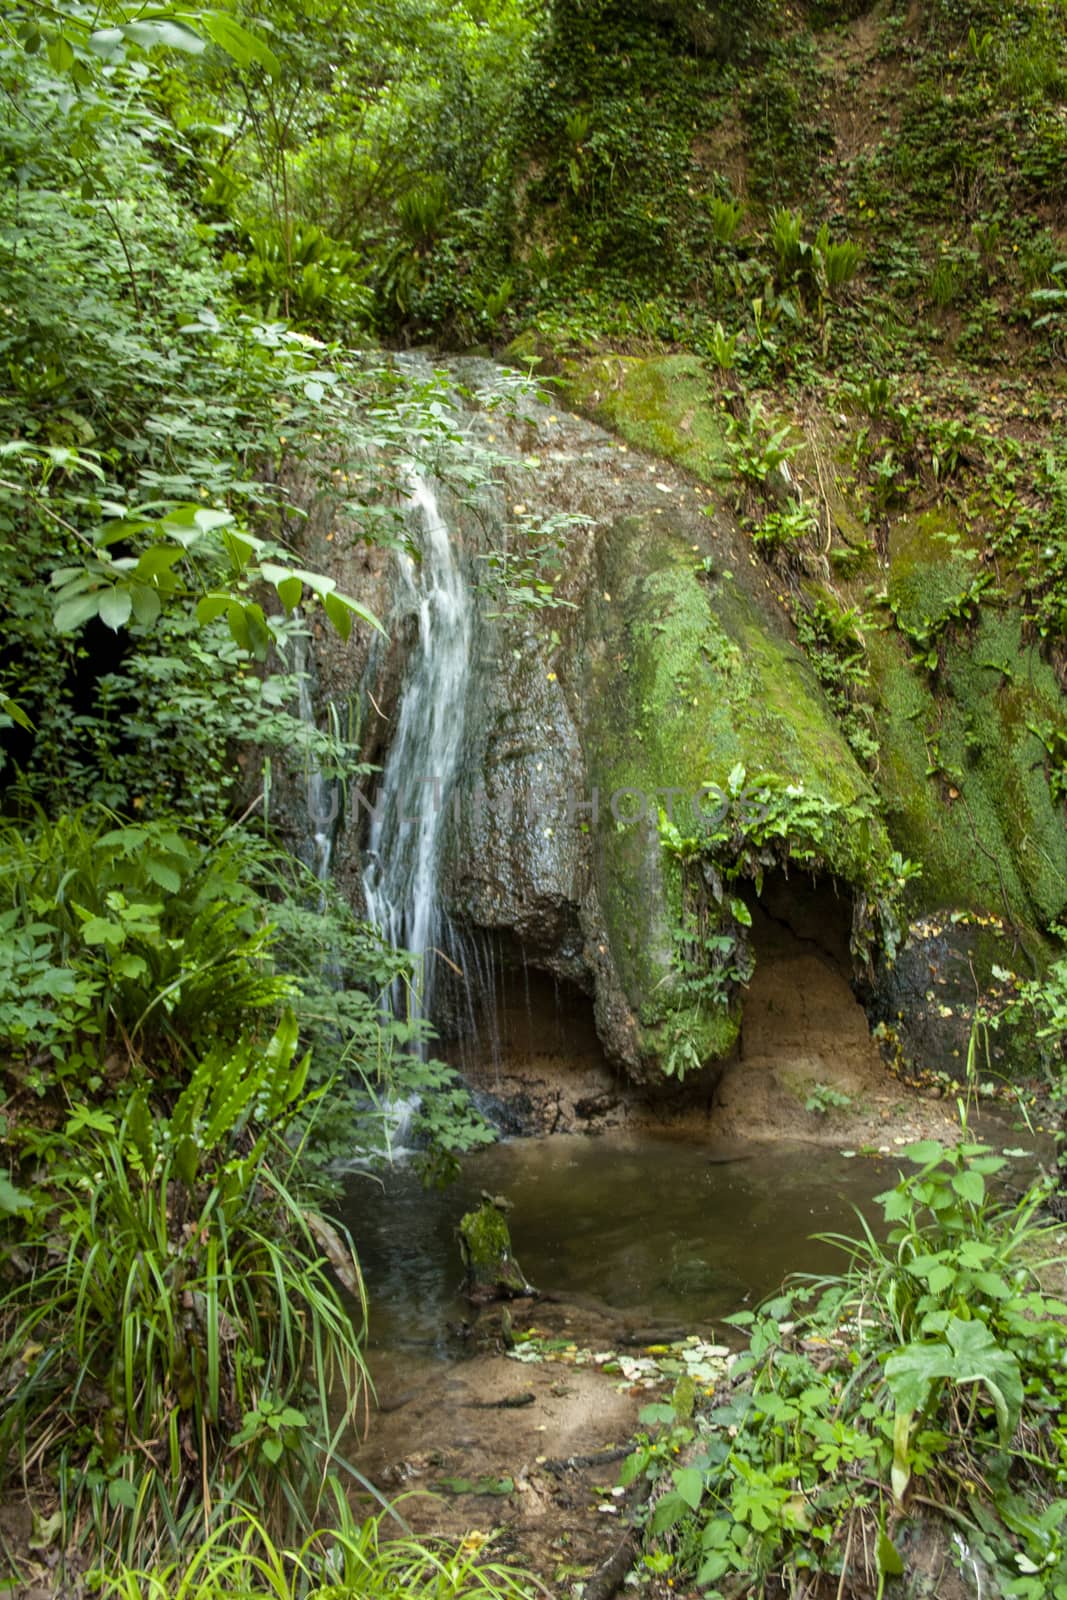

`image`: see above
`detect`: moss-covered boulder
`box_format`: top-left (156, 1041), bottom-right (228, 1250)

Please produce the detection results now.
top-left (553, 354), bottom-right (732, 485)
top-left (871, 511), bottom-right (1067, 933)
top-left (581, 508), bottom-right (889, 1081)
top-left (458, 1200), bottom-right (533, 1302)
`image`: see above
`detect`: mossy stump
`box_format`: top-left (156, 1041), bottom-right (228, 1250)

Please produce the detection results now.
top-left (457, 1200), bottom-right (534, 1304)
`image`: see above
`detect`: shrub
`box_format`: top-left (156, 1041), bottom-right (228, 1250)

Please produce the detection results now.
top-left (622, 1132), bottom-right (1067, 1595)
top-left (0, 811), bottom-right (291, 1073)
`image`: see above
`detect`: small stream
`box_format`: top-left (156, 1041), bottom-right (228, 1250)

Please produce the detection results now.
top-left (341, 1132), bottom-right (904, 1367)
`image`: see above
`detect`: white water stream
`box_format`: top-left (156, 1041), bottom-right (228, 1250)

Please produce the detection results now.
top-left (362, 472), bottom-right (474, 1044)
top-left (293, 629), bottom-right (338, 888)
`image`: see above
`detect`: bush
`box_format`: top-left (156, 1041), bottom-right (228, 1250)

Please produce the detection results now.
top-left (0, 811), bottom-right (292, 1079)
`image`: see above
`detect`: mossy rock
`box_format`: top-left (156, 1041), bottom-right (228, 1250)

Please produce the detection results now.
top-left (870, 511), bottom-right (1067, 932)
top-left (580, 509), bottom-right (885, 1080)
top-left (458, 1202), bottom-right (533, 1302)
top-left (554, 354), bottom-right (732, 485)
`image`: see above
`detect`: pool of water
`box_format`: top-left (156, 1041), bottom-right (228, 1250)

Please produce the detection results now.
top-left (340, 1131), bottom-right (907, 1360)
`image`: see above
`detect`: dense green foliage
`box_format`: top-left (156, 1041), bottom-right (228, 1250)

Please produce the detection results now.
top-left (3, 0), bottom-right (1067, 1593)
top-left (625, 1127), bottom-right (1067, 1596)
top-left (0, 3), bottom-right (512, 1586)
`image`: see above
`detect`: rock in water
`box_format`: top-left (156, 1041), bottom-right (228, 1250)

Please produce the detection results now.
top-left (458, 1199), bottom-right (535, 1303)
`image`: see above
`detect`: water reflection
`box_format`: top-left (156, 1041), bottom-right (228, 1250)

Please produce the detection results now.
top-left (340, 1133), bottom-right (900, 1358)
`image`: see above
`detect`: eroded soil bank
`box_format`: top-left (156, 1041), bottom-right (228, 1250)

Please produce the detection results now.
top-left (449, 872), bottom-right (982, 1150)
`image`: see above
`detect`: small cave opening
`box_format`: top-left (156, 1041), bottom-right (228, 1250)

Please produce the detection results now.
top-left (435, 928), bottom-right (618, 1133)
top-left (737, 870), bottom-right (875, 1069)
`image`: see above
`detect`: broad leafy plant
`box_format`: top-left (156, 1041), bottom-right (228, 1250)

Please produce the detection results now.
top-left (622, 1132), bottom-right (1067, 1597)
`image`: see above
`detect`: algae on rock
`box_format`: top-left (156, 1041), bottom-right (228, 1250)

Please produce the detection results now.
top-left (458, 1199), bottom-right (534, 1302)
top-left (581, 507), bottom-right (891, 1081)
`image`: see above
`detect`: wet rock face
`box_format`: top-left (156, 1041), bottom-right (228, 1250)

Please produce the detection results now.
top-left (444, 624), bottom-right (589, 979)
top-left (287, 363), bottom-right (887, 1090)
top-left (870, 911), bottom-right (1037, 1082)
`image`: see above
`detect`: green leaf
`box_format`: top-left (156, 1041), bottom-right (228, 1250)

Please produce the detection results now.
top-left (0, 1175), bottom-right (31, 1216)
top-left (902, 1140), bottom-right (944, 1165)
top-left (261, 1436), bottom-right (283, 1464)
top-left (877, 1187), bottom-right (912, 1222)
top-left (323, 589), bottom-right (386, 637)
top-left (120, 18), bottom-right (205, 54)
top-left (54, 593), bottom-right (102, 632)
top-left (729, 898), bottom-right (752, 927)
top-left (650, 1492), bottom-right (689, 1535)
top-left (174, 1134), bottom-right (200, 1189)
top-left (907, 1255), bottom-right (956, 1295)
top-left (226, 603), bottom-right (251, 652)
top-left (113, 952), bottom-right (148, 979)
top-left (293, 568), bottom-right (336, 597)
top-left (200, 11), bottom-right (281, 77)
top-left (638, 1402), bottom-right (676, 1425)
top-left (196, 593), bottom-right (230, 625)
top-left (673, 1466), bottom-right (704, 1510)
top-left (125, 1091), bottom-right (155, 1166)
top-left (323, 590), bottom-right (352, 641)
top-left (885, 1318), bottom-right (1023, 1444)
top-left (877, 1530), bottom-right (904, 1577)
top-left (130, 585), bottom-right (162, 626)
top-left (945, 1317), bottom-right (1023, 1440)
top-left (0, 696), bottom-right (33, 732)
top-left (890, 1409), bottom-right (912, 1504)
top-left (618, 1449), bottom-right (650, 1487)
top-left (135, 545), bottom-right (186, 579)
top-left (46, 32), bottom-right (75, 72)
top-left (222, 531), bottom-right (254, 572)
top-left (277, 576), bottom-right (303, 611)
top-left (243, 602), bottom-right (271, 660)
top-left (258, 563), bottom-right (290, 587)
top-left (81, 916), bottom-right (125, 948)
top-left (143, 858), bottom-right (181, 892)
top-left (65, 1107), bottom-right (116, 1137)
top-left (98, 587), bottom-right (133, 631)
top-left (951, 1168), bottom-right (985, 1206)
top-left (160, 505), bottom-right (234, 536)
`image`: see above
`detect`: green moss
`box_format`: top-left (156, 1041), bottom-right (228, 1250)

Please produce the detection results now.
top-left (582, 512), bottom-right (882, 1070)
top-left (886, 508), bottom-right (982, 635)
top-left (555, 354), bottom-right (732, 483)
top-left (870, 520), bottom-right (1067, 929)
top-left (458, 1203), bottom-right (530, 1296)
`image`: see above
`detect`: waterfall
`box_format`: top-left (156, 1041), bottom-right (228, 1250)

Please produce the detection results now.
top-left (362, 472), bottom-right (473, 1043)
top-left (293, 635), bottom-right (340, 887)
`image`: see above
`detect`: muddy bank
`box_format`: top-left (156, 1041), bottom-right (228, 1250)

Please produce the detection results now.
top-left (451, 888), bottom-right (979, 1151)
top-left (354, 1297), bottom-right (663, 1593)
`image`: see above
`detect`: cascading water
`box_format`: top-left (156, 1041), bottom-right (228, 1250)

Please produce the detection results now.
top-left (292, 624), bottom-right (340, 889)
top-left (362, 472), bottom-right (474, 1049)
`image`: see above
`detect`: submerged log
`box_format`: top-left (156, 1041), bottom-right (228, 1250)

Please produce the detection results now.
top-left (457, 1199), bottom-right (535, 1303)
